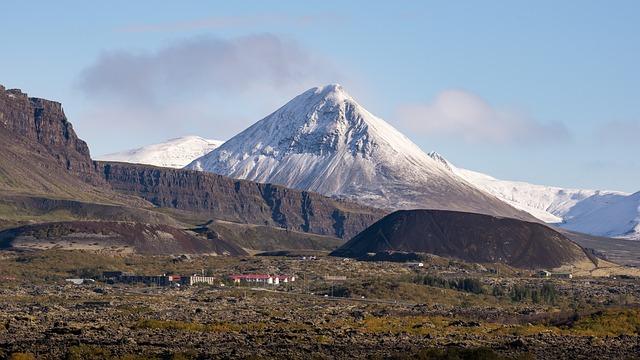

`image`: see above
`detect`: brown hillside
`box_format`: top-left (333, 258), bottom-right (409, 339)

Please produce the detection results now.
top-left (0, 221), bottom-right (247, 255)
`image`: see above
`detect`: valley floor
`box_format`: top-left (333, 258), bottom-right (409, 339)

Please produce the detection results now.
top-left (0, 251), bottom-right (639, 359)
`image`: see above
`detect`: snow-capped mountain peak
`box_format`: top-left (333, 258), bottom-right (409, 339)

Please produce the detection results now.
top-left (186, 85), bottom-right (530, 220)
top-left (98, 136), bottom-right (224, 169)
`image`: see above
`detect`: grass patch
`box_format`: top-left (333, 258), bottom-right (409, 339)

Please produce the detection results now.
top-left (134, 319), bottom-right (243, 333)
top-left (359, 315), bottom-right (503, 336)
top-left (569, 308), bottom-right (640, 336)
top-left (9, 353), bottom-right (36, 360)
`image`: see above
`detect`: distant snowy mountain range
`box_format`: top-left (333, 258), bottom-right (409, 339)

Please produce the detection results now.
top-left (426, 152), bottom-right (640, 240)
top-left (97, 136), bottom-right (223, 168)
top-left (101, 84), bottom-right (640, 240)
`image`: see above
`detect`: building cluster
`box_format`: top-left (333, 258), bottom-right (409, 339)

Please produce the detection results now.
top-left (228, 274), bottom-right (295, 285)
top-left (97, 271), bottom-right (295, 287)
top-left (102, 271), bottom-right (216, 287)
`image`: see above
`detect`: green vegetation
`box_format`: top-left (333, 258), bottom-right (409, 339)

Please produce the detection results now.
top-left (9, 353), bottom-right (36, 360)
top-left (66, 345), bottom-right (112, 360)
top-left (413, 275), bottom-right (484, 294)
top-left (412, 275), bottom-right (558, 305)
top-left (569, 308), bottom-right (640, 336)
top-left (509, 282), bottom-right (557, 304)
top-left (135, 319), bottom-right (242, 333)
top-left (134, 317), bottom-right (313, 334)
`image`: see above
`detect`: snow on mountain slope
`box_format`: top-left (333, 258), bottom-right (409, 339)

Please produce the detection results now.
top-left (427, 152), bottom-right (639, 240)
top-left (560, 191), bottom-right (640, 240)
top-left (186, 84), bottom-right (532, 220)
top-left (98, 136), bottom-right (223, 168)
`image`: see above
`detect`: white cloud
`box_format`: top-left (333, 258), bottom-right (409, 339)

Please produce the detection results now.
top-left (75, 34), bottom-right (342, 155)
top-left (395, 90), bottom-right (569, 145)
top-left (77, 34), bottom-right (338, 105)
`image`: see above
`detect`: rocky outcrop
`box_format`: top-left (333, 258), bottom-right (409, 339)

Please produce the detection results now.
top-left (96, 161), bottom-right (387, 239)
top-left (0, 85), bottom-right (100, 184)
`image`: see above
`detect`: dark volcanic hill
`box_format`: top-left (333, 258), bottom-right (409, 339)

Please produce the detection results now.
top-left (331, 209), bottom-right (592, 269)
top-left (0, 221), bottom-right (247, 255)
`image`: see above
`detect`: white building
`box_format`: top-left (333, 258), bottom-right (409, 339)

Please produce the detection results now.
top-left (185, 275), bottom-right (216, 286)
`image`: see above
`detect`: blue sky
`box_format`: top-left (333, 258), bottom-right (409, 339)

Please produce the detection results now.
top-left (1, 1), bottom-right (638, 192)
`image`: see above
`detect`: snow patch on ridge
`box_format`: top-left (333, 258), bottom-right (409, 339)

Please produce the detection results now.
top-left (98, 136), bottom-right (224, 168)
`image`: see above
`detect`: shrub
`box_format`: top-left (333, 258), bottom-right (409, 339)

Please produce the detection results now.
top-left (66, 345), bottom-right (111, 360)
top-left (413, 275), bottom-right (485, 294)
top-left (510, 282), bottom-right (556, 304)
top-left (10, 353), bottom-right (36, 360)
top-left (541, 282), bottom-right (557, 304)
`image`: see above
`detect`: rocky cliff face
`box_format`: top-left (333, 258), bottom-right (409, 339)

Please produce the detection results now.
top-left (0, 85), bottom-right (100, 184)
top-left (97, 161), bottom-right (386, 239)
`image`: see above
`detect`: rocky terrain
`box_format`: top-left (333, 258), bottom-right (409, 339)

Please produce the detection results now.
top-left (0, 251), bottom-right (639, 359)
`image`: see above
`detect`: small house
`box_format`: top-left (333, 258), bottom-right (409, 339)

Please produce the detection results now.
top-left (538, 270), bottom-right (551, 278)
top-left (65, 278), bottom-right (95, 285)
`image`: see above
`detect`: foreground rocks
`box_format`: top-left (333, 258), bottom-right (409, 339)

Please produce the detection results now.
top-left (0, 254), bottom-right (639, 359)
top-left (0, 285), bottom-right (638, 359)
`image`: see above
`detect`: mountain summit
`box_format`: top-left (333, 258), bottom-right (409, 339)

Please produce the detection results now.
top-left (187, 85), bottom-right (530, 219)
